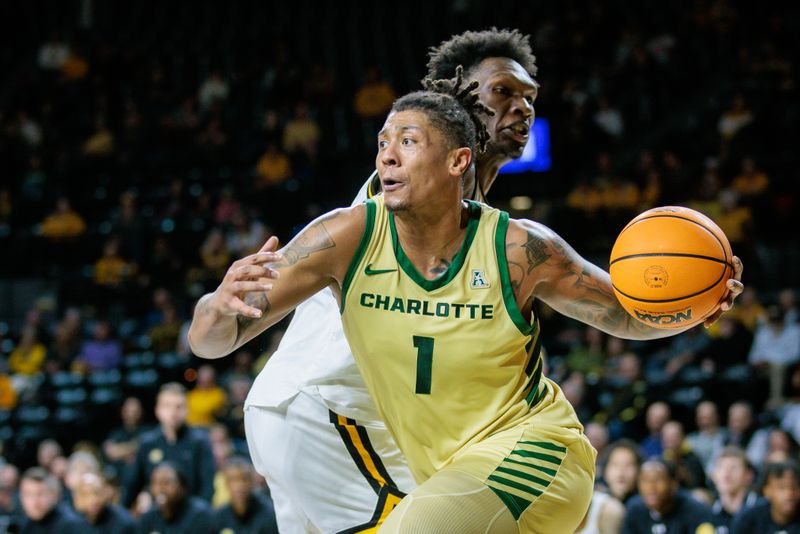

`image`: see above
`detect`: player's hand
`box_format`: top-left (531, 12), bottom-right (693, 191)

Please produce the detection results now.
top-left (704, 256), bottom-right (744, 328)
top-left (210, 236), bottom-right (282, 319)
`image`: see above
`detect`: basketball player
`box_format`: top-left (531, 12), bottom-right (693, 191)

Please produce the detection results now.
top-left (189, 77), bottom-right (743, 531)
top-left (244, 29), bottom-right (546, 534)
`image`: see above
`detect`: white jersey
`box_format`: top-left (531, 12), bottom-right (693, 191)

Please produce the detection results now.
top-left (574, 491), bottom-right (612, 534)
top-left (245, 173), bottom-right (382, 421)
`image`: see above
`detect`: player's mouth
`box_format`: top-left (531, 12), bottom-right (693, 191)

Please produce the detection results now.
top-left (501, 122), bottom-right (530, 145)
top-left (382, 177), bottom-right (404, 192)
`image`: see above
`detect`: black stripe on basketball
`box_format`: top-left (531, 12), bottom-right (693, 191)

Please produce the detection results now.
top-left (610, 252), bottom-right (734, 270)
top-left (616, 213), bottom-right (730, 265)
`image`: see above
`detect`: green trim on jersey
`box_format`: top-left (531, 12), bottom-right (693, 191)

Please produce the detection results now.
top-left (388, 201), bottom-right (482, 292)
top-left (341, 199), bottom-right (377, 313)
top-left (495, 211), bottom-right (534, 336)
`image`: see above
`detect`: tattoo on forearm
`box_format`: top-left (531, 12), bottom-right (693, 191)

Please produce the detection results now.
top-left (522, 231), bottom-right (550, 273)
top-left (282, 222), bottom-right (335, 265)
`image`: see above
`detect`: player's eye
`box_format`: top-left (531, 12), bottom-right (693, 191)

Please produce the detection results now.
top-left (378, 140), bottom-right (389, 149)
top-left (401, 138), bottom-right (414, 146)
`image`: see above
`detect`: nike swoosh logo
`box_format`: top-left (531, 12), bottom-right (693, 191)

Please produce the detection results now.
top-left (364, 264), bottom-right (397, 276)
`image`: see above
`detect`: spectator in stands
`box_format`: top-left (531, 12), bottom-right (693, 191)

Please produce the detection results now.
top-left (718, 92), bottom-right (754, 143)
top-left (209, 424), bottom-right (234, 507)
top-left (72, 471), bottom-right (135, 534)
top-left (138, 461), bottom-right (213, 533)
top-left (600, 439), bottom-right (643, 504)
top-left (640, 402), bottom-right (671, 458)
top-left (593, 351), bottom-right (647, 441)
top-left (18, 467), bottom-right (86, 533)
top-left (764, 429), bottom-right (799, 465)
top-left (354, 66), bottom-right (396, 119)
top-left (36, 440), bottom-right (63, 473)
top-left (281, 102), bottom-right (320, 159)
top-left (732, 156), bottom-right (769, 200)
top-left (9, 326), bottom-right (46, 376)
top-left (566, 325), bottom-right (606, 376)
top-left (255, 143), bottom-right (292, 188)
top-left (732, 461), bottom-right (800, 533)
top-left (186, 364), bottom-right (227, 428)
top-left (122, 383), bottom-right (214, 507)
top-left (687, 400), bottom-right (725, 472)
top-left (212, 457), bottom-right (278, 534)
top-left (225, 212), bottom-right (268, 258)
top-left (198, 70), bottom-right (230, 112)
top-left (749, 304), bottom-right (800, 370)
top-left (0, 463), bottom-right (20, 532)
top-left (661, 420), bottom-right (707, 489)
top-left (81, 118), bottom-right (115, 158)
top-left (63, 451), bottom-right (101, 505)
top-left (586, 422), bottom-right (611, 460)
top-left (45, 321), bottom-right (80, 373)
top-left (723, 401), bottom-right (771, 470)
top-left (75, 321), bottom-right (123, 372)
top-left (103, 397), bottom-right (146, 475)
top-left (93, 237), bottom-right (136, 289)
top-left (732, 286), bottom-right (766, 332)
top-left (219, 376), bottom-right (250, 443)
top-left (39, 197), bottom-right (85, 241)
top-left (697, 316), bottom-right (753, 374)
top-left (592, 96), bottom-right (625, 140)
top-left (147, 305), bottom-right (182, 353)
top-left (37, 32), bottom-right (69, 71)
top-left (709, 446), bottom-right (758, 531)
top-left (197, 228), bottom-right (231, 285)
top-left (622, 459), bottom-right (714, 533)
top-left (0, 357), bottom-right (15, 410)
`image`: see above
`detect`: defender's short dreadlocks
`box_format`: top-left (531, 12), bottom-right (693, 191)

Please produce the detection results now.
top-left (391, 66), bottom-right (493, 156)
top-left (426, 27), bottom-right (538, 81)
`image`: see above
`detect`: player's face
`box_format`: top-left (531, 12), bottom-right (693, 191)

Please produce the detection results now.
top-left (764, 473), bottom-right (800, 521)
top-left (376, 110), bottom-right (468, 212)
top-left (19, 480), bottom-right (57, 521)
top-left (604, 448), bottom-right (639, 500)
top-left (469, 58), bottom-right (537, 160)
top-left (638, 464), bottom-right (676, 513)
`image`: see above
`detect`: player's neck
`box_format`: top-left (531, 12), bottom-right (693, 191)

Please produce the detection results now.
top-left (393, 200), bottom-right (469, 279)
top-left (474, 151), bottom-right (510, 199)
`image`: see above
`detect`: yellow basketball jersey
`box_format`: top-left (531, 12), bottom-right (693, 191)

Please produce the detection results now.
top-left (340, 196), bottom-right (546, 482)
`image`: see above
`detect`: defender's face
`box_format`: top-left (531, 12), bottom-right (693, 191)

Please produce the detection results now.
top-left (376, 110), bottom-right (464, 212)
top-left (469, 58), bottom-right (537, 160)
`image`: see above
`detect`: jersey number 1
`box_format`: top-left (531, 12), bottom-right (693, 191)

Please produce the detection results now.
top-left (413, 335), bottom-right (434, 394)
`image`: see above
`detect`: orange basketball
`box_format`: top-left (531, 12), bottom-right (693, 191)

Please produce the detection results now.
top-left (609, 206), bottom-right (734, 329)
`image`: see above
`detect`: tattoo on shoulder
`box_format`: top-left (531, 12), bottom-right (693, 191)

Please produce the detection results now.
top-left (282, 221), bottom-right (336, 266)
top-left (521, 230), bottom-right (550, 273)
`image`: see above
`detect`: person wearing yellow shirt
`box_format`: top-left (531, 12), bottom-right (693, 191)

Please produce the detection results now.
top-left (255, 144), bottom-right (292, 187)
top-left (40, 197), bottom-right (86, 239)
top-left (187, 365), bottom-right (227, 427)
top-left (9, 327), bottom-right (46, 376)
top-left (732, 157), bottom-right (769, 198)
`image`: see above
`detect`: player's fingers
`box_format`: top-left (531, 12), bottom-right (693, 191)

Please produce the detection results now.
top-left (227, 295), bottom-right (264, 318)
top-left (231, 281), bottom-right (273, 293)
top-left (248, 252), bottom-right (283, 265)
top-left (258, 235), bottom-right (280, 253)
top-left (231, 264), bottom-right (279, 280)
top-left (704, 309), bottom-right (723, 328)
top-left (732, 256), bottom-right (744, 281)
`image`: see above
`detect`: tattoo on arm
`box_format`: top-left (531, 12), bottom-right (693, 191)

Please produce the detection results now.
top-left (235, 219), bottom-right (335, 336)
top-left (522, 231), bottom-right (550, 273)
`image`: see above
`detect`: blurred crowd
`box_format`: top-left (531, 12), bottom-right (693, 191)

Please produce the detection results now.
top-left (1, 0), bottom-right (799, 532)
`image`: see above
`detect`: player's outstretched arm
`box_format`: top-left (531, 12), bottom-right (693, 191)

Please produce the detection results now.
top-left (505, 219), bottom-right (743, 341)
top-left (188, 205), bottom-right (366, 358)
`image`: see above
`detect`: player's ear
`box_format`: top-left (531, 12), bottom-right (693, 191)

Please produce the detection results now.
top-left (449, 147), bottom-right (472, 178)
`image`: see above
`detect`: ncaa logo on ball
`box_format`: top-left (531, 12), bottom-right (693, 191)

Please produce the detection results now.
top-left (644, 266), bottom-right (668, 288)
top-left (634, 308), bottom-right (693, 325)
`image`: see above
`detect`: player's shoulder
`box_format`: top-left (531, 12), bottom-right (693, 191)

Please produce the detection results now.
top-left (506, 216), bottom-right (559, 244)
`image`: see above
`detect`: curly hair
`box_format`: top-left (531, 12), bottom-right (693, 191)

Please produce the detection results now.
top-left (426, 27), bottom-right (538, 81)
top-left (391, 65), bottom-right (493, 156)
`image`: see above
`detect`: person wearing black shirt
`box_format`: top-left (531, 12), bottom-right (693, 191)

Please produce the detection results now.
top-left (213, 457), bottom-right (278, 534)
top-left (622, 459), bottom-right (715, 534)
top-left (17, 467), bottom-right (86, 534)
top-left (72, 471), bottom-right (135, 534)
top-left (137, 461), bottom-right (214, 534)
top-left (122, 382), bottom-right (214, 507)
top-left (732, 461), bottom-right (800, 534)
top-left (709, 446), bottom-right (758, 532)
